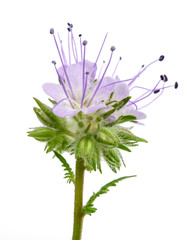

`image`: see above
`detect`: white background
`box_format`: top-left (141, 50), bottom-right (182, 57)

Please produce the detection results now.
top-left (0, 0), bottom-right (188, 239)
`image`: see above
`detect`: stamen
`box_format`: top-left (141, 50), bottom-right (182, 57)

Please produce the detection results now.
top-left (153, 89), bottom-right (160, 94)
top-left (91, 33), bottom-right (108, 78)
top-left (127, 79), bottom-right (162, 107)
top-left (97, 60), bottom-right (105, 80)
top-left (69, 24), bottom-right (78, 63)
top-left (87, 46), bottom-right (116, 107)
top-left (100, 77), bottom-right (132, 89)
top-left (67, 28), bottom-right (71, 65)
top-left (50, 28), bottom-right (76, 100)
top-left (82, 41), bottom-right (87, 102)
top-left (138, 81), bottom-right (165, 110)
top-left (52, 61), bottom-right (74, 109)
top-left (112, 57), bottom-right (122, 78)
top-left (57, 33), bottom-right (68, 66)
top-left (128, 56), bottom-right (164, 87)
top-left (81, 72), bottom-right (89, 108)
top-left (79, 34), bottom-right (83, 60)
top-left (50, 97), bottom-right (69, 111)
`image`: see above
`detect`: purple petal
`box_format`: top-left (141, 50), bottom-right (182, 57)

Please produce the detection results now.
top-left (58, 60), bottom-right (96, 99)
top-left (112, 76), bottom-right (130, 101)
top-left (52, 102), bottom-right (80, 117)
top-left (42, 83), bottom-right (66, 102)
top-left (120, 106), bottom-right (147, 120)
top-left (81, 103), bottom-right (106, 114)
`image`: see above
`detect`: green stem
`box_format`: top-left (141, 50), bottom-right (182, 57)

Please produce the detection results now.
top-left (72, 158), bottom-right (85, 240)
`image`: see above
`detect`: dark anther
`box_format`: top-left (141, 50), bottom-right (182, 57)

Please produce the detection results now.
top-left (83, 40), bottom-right (88, 46)
top-left (110, 46), bottom-right (116, 51)
top-left (67, 28), bottom-right (71, 32)
top-left (50, 28), bottom-right (54, 34)
top-left (159, 55), bottom-right (165, 61)
top-left (120, 57), bottom-right (122, 60)
top-left (154, 89), bottom-right (160, 94)
top-left (52, 60), bottom-right (56, 65)
top-left (86, 72), bottom-right (89, 75)
top-left (160, 75), bottom-right (164, 80)
top-left (174, 82), bottom-right (178, 89)
top-left (79, 34), bottom-right (82, 37)
top-left (142, 65), bottom-right (145, 68)
top-left (163, 75), bottom-right (168, 82)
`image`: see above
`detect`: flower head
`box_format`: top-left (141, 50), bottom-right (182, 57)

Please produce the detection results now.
top-left (29, 23), bottom-right (178, 173)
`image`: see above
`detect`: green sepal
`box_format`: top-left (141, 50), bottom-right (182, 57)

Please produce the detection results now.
top-left (48, 98), bottom-right (57, 105)
top-left (28, 127), bottom-right (56, 142)
top-left (53, 151), bottom-right (75, 184)
top-left (106, 115), bottom-right (137, 127)
top-left (117, 143), bottom-right (131, 152)
top-left (33, 98), bottom-right (66, 130)
top-left (82, 175), bottom-right (136, 216)
top-left (102, 148), bottom-right (122, 172)
top-left (112, 96), bottom-right (131, 110)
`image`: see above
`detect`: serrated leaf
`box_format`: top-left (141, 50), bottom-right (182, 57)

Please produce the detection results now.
top-left (82, 175), bottom-right (136, 216)
top-left (106, 115), bottom-right (137, 127)
top-left (53, 151), bottom-right (75, 184)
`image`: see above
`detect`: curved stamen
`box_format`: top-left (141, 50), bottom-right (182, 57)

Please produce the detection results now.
top-left (138, 81), bottom-right (165, 110)
top-left (87, 46), bottom-right (116, 107)
top-left (100, 78), bottom-right (132, 89)
top-left (128, 100), bottom-right (138, 110)
top-left (128, 56), bottom-right (164, 87)
top-left (112, 57), bottom-right (122, 77)
top-left (52, 61), bottom-right (74, 109)
top-left (50, 97), bottom-right (70, 111)
top-left (50, 28), bottom-right (76, 100)
top-left (127, 79), bottom-right (162, 107)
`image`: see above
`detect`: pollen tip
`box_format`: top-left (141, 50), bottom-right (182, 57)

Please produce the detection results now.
top-left (160, 75), bottom-right (164, 80)
top-left (67, 27), bottom-right (71, 32)
top-left (52, 60), bottom-right (56, 65)
top-left (163, 75), bottom-right (168, 82)
top-left (110, 46), bottom-right (116, 52)
top-left (174, 82), bottom-right (178, 89)
top-left (79, 34), bottom-right (82, 37)
top-left (154, 89), bottom-right (160, 94)
top-left (120, 56), bottom-right (122, 60)
top-left (67, 23), bottom-right (73, 28)
top-left (86, 72), bottom-right (89, 75)
top-left (50, 28), bottom-right (54, 34)
top-left (159, 55), bottom-right (165, 61)
top-left (83, 40), bottom-right (88, 46)
top-left (142, 64), bottom-right (145, 68)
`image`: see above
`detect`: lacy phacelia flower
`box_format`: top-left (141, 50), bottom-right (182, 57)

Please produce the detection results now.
top-left (29, 23), bottom-right (178, 173)
top-left (43, 25), bottom-right (178, 121)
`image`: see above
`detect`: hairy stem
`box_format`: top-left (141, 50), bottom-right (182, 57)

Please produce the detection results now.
top-left (72, 158), bottom-right (85, 240)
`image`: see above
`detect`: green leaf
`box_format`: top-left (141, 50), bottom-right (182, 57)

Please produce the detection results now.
top-left (82, 175), bottom-right (136, 216)
top-left (53, 151), bottom-right (75, 184)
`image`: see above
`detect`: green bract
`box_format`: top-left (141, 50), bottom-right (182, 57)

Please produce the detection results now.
top-left (28, 97), bottom-right (147, 173)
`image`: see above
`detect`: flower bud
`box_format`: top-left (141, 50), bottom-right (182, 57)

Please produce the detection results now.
top-left (76, 136), bottom-right (94, 159)
top-left (97, 128), bottom-right (118, 147)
